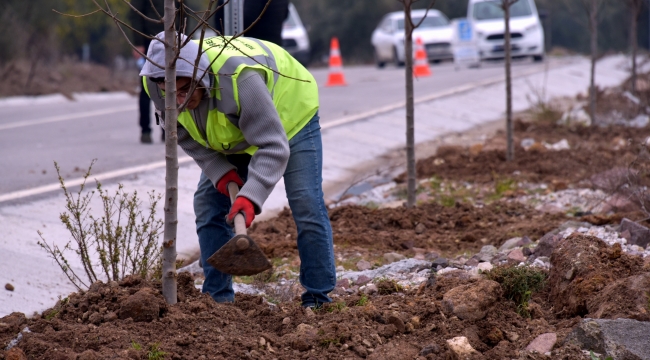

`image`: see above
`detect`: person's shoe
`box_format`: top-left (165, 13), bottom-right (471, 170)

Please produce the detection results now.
top-left (140, 133), bottom-right (152, 144)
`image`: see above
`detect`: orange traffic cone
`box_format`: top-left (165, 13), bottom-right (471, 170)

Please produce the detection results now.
top-left (325, 37), bottom-right (347, 87)
top-left (413, 37), bottom-right (432, 78)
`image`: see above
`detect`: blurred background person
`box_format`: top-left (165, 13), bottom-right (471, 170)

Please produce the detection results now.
top-left (129, 0), bottom-right (165, 144)
top-left (213, 0), bottom-right (290, 46)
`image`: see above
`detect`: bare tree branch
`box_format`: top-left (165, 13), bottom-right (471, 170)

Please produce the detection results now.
top-left (52, 8), bottom-right (102, 18)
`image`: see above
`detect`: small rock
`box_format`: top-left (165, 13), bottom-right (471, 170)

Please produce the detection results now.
top-left (505, 331), bottom-right (519, 342)
top-left (565, 267), bottom-right (575, 281)
top-left (410, 316), bottom-right (420, 328)
top-left (259, 337), bottom-right (266, 347)
top-left (522, 247), bottom-right (533, 256)
top-left (383, 252), bottom-right (406, 264)
top-left (442, 279), bottom-right (502, 321)
top-left (518, 236), bottom-right (533, 246)
top-left (304, 307), bottom-right (315, 318)
top-left (387, 315), bottom-right (405, 333)
top-left (5, 283), bottom-right (14, 291)
top-left (465, 258), bottom-right (479, 267)
top-left (352, 345), bottom-right (368, 357)
top-left (477, 245), bottom-right (498, 262)
top-left (414, 223), bottom-right (427, 234)
top-left (5, 347), bottom-right (27, 360)
top-left (336, 278), bottom-right (350, 289)
top-left (565, 318), bottom-right (650, 359)
top-left (419, 344), bottom-right (440, 356)
top-left (424, 251), bottom-right (440, 260)
top-left (485, 327), bottom-right (504, 345)
top-left (446, 336), bottom-right (478, 357)
top-left (620, 218), bottom-right (650, 248)
top-left (88, 312), bottom-right (103, 325)
top-left (282, 317), bottom-right (291, 325)
top-left (450, 256), bottom-right (467, 268)
top-left (356, 275), bottom-right (372, 286)
top-left (405, 322), bottom-right (415, 333)
top-left (362, 339), bottom-right (373, 348)
top-left (431, 257), bottom-right (448, 268)
top-left (507, 248), bottom-right (527, 262)
top-left (499, 238), bottom-right (522, 252)
top-left (477, 262), bottom-right (493, 272)
top-left (521, 138), bottom-right (535, 151)
top-left (356, 260), bottom-right (372, 271)
top-left (296, 323), bottom-right (316, 336)
top-left (544, 139), bottom-right (570, 151)
top-left (363, 284), bottom-right (378, 295)
top-left (526, 333), bottom-right (557, 354)
top-left (536, 222), bottom-right (590, 257)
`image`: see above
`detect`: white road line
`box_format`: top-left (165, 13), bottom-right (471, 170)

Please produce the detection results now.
top-left (321, 64), bottom-right (548, 130)
top-left (0, 156), bottom-right (194, 203)
top-left (0, 61), bottom-right (568, 203)
top-left (0, 106), bottom-right (137, 131)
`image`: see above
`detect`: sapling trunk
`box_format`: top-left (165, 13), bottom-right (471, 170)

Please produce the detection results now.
top-left (504, 1), bottom-right (514, 162)
top-left (589, 0), bottom-right (598, 123)
top-left (161, 0), bottom-right (178, 305)
top-left (404, 3), bottom-right (416, 208)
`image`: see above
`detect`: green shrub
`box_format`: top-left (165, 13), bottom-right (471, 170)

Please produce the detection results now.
top-left (484, 265), bottom-right (547, 317)
top-left (38, 161), bottom-right (163, 290)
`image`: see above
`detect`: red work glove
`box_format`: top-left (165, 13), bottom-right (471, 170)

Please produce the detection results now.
top-left (216, 170), bottom-right (244, 196)
top-left (227, 197), bottom-right (256, 228)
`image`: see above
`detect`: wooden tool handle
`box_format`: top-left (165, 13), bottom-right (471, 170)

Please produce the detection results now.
top-left (227, 182), bottom-right (247, 236)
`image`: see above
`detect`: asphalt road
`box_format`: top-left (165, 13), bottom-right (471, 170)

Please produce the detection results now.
top-left (0, 58), bottom-right (558, 198)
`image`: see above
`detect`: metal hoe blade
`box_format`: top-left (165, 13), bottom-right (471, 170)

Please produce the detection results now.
top-left (205, 182), bottom-right (272, 276)
top-left (206, 234), bottom-right (272, 276)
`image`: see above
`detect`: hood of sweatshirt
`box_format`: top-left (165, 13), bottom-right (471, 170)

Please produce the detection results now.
top-left (139, 31), bottom-right (212, 90)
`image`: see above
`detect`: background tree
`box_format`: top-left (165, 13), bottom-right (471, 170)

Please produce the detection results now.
top-left (563, 0), bottom-right (603, 123)
top-left (626, 0), bottom-right (646, 94)
top-left (584, 0), bottom-right (602, 124)
top-left (398, 0), bottom-right (436, 208)
top-left (497, 0), bottom-right (519, 162)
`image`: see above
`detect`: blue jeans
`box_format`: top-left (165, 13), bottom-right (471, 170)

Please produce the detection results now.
top-left (194, 115), bottom-right (336, 306)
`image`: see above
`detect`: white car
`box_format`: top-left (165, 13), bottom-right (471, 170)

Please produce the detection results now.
top-left (282, 3), bottom-right (310, 66)
top-left (469, 0), bottom-right (545, 61)
top-left (371, 9), bottom-right (454, 68)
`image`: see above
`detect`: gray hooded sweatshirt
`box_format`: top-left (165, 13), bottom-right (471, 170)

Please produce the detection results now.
top-left (140, 32), bottom-right (290, 213)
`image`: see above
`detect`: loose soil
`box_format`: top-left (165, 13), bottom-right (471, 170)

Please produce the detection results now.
top-left (0, 272), bottom-right (589, 360)
top-left (401, 120), bottom-right (650, 187)
top-left (251, 203), bottom-right (567, 260)
top-left (3, 74), bottom-right (650, 360)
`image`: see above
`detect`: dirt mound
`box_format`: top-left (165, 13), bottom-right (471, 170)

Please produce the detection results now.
top-left (0, 273), bottom-right (588, 360)
top-left (400, 121), bottom-right (649, 185)
top-left (549, 233), bottom-right (647, 319)
top-left (251, 202), bottom-right (567, 259)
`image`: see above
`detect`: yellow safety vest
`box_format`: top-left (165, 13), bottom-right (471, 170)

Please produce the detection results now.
top-left (145, 36), bottom-right (319, 155)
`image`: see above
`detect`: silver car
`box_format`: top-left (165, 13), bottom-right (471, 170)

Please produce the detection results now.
top-left (371, 9), bottom-right (454, 68)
